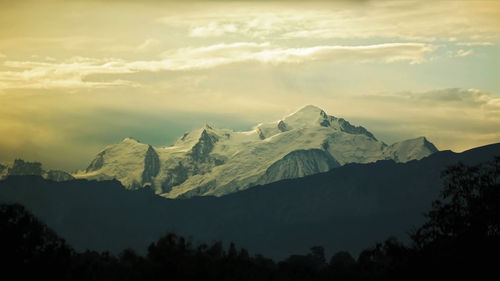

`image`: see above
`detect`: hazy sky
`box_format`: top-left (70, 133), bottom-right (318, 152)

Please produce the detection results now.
top-left (1, 0), bottom-right (500, 171)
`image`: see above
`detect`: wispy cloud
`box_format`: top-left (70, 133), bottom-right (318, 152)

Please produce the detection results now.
top-left (159, 42), bottom-right (434, 68)
top-left (159, 1), bottom-right (500, 42)
top-left (345, 88), bottom-right (500, 151)
top-left (360, 88), bottom-right (500, 111)
top-left (0, 57), bottom-right (137, 89)
top-left (402, 88), bottom-right (499, 107)
top-left (0, 42), bottom-right (435, 89)
top-left (190, 22), bottom-right (239, 37)
top-left (456, 42), bottom-right (493, 47)
top-left (456, 49), bottom-right (473, 57)
top-left (100, 39), bottom-right (161, 53)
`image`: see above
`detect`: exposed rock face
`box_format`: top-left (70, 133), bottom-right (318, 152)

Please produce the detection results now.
top-left (75, 105), bottom-right (439, 198)
top-left (277, 120), bottom-right (288, 132)
top-left (160, 162), bottom-right (190, 193)
top-left (44, 170), bottom-right (75, 181)
top-left (8, 159), bottom-right (43, 176)
top-left (0, 159), bottom-right (73, 182)
top-left (157, 129), bottom-right (227, 194)
top-left (189, 129), bottom-right (219, 163)
top-left (335, 117), bottom-right (377, 141)
top-left (86, 151), bottom-right (105, 173)
top-left (142, 145), bottom-right (160, 185)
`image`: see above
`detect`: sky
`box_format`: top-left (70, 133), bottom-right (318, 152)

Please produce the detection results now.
top-left (0, 0), bottom-right (499, 171)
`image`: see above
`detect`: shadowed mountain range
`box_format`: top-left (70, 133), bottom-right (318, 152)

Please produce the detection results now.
top-left (1, 142), bottom-right (497, 260)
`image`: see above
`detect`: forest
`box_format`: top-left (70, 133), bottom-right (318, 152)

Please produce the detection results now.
top-left (1, 158), bottom-right (499, 281)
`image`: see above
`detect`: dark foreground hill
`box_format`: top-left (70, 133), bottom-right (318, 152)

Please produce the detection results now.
top-left (1, 143), bottom-right (499, 260)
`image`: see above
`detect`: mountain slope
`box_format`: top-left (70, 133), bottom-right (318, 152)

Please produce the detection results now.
top-left (82, 137), bottom-right (153, 188)
top-left (1, 143), bottom-right (498, 260)
top-left (383, 137), bottom-right (438, 162)
top-left (74, 105), bottom-right (438, 198)
top-left (255, 149), bottom-right (339, 185)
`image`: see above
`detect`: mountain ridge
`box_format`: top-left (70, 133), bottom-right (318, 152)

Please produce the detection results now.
top-left (74, 105), bottom-right (438, 198)
top-left (0, 159), bottom-right (74, 182)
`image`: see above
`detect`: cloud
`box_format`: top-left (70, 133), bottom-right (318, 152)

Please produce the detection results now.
top-left (159, 42), bottom-right (433, 70)
top-left (0, 52), bottom-right (5, 58)
top-left (456, 42), bottom-right (493, 47)
top-left (0, 42), bottom-right (435, 89)
top-left (137, 39), bottom-right (160, 51)
top-left (402, 88), bottom-right (499, 107)
top-left (342, 88), bottom-right (500, 152)
top-left (190, 22), bottom-right (239, 37)
top-left (456, 49), bottom-right (473, 57)
top-left (100, 39), bottom-right (161, 53)
top-left (158, 1), bottom-right (500, 42)
top-left (360, 89), bottom-right (500, 114)
top-left (0, 57), bottom-right (138, 89)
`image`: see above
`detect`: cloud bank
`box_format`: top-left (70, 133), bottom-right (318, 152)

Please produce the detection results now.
top-left (0, 42), bottom-right (434, 89)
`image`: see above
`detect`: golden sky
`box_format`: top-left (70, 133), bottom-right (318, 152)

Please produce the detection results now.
top-left (1, 0), bottom-right (500, 170)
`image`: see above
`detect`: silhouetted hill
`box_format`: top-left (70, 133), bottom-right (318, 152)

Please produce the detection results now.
top-left (1, 143), bottom-right (499, 260)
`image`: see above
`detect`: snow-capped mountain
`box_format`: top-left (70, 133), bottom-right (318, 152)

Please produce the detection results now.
top-left (74, 105), bottom-right (438, 198)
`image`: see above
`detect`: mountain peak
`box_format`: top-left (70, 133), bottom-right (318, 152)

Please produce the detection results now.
top-left (418, 136), bottom-right (439, 152)
top-left (384, 137), bottom-right (439, 162)
top-left (402, 137), bottom-right (438, 151)
top-left (122, 137), bottom-right (140, 143)
top-left (255, 105), bottom-right (377, 141)
top-left (288, 105), bottom-right (325, 117)
top-left (282, 105), bottom-right (328, 127)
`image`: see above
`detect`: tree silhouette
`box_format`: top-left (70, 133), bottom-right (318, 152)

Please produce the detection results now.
top-left (328, 251), bottom-right (356, 280)
top-left (0, 203), bottom-right (72, 281)
top-left (413, 157), bottom-right (500, 246)
top-left (410, 157), bottom-right (500, 280)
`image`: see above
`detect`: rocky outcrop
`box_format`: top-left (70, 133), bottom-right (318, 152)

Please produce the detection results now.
top-left (8, 159), bottom-right (43, 176)
top-left (86, 151), bottom-right (105, 173)
top-left (189, 129), bottom-right (219, 163)
top-left (44, 170), bottom-right (75, 181)
top-left (0, 159), bottom-right (73, 182)
top-left (142, 145), bottom-right (160, 185)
